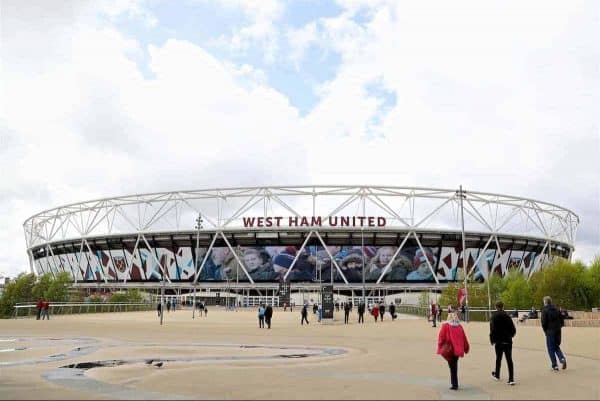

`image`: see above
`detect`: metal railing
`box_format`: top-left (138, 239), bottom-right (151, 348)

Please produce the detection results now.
top-left (12, 302), bottom-right (154, 318)
top-left (397, 305), bottom-right (528, 322)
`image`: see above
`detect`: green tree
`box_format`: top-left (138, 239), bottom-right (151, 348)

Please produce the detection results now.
top-left (32, 273), bottom-right (53, 300)
top-left (44, 272), bottom-right (72, 302)
top-left (87, 295), bottom-right (104, 303)
top-left (0, 273), bottom-right (36, 318)
top-left (125, 289), bottom-right (144, 303)
top-left (585, 256), bottom-right (600, 308)
top-left (532, 258), bottom-right (587, 310)
top-left (108, 293), bottom-right (128, 303)
top-left (501, 274), bottom-right (534, 309)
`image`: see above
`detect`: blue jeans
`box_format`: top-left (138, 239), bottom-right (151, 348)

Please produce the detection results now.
top-left (546, 334), bottom-right (565, 368)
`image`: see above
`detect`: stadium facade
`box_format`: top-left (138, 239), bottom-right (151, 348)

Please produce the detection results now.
top-left (23, 186), bottom-right (579, 291)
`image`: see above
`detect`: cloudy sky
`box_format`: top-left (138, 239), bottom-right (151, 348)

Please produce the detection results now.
top-left (1, 0), bottom-right (598, 277)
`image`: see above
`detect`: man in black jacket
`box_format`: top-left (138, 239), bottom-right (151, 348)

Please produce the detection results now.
top-left (357, 303), bottom-right (365, 324)
top-left (541, 296), bottom-right (566, 371)
top-left (344, 302), bottom-right (351, 324)
top-left (490, 301), bottom-right (516, 384)
top-left (264, 304), bottom-right (273, 329)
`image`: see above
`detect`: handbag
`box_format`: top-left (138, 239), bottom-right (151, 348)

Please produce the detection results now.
top-left (440, 341), bottom-right (454, 361)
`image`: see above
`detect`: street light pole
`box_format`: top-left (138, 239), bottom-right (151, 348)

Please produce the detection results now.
top-left (192, 213), bottom-right (203, 319)
top-left (362, 194), bottom-right (366, 308)
top-left (458, 185), bottom-right (468, 323)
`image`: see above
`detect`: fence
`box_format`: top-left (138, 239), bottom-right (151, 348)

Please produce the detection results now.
top-left (396, 305), bottom-right (526, 322)
top-left (13, 302), bottom-right (154, 318)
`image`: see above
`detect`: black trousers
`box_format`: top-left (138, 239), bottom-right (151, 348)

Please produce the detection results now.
top-left (447, 356), bottom-right (459, 388)
top-left (344, 312), bottom-right (350, 324)
top-left (258, 316), bottom-right (264, 328)
top-left (265, 317), bottom-right (271, 329)
top-left (358, 313), bottom-right (364, 323)
top-left (301, 315), bottom-right (309, 325)
top-left (495, 343), bottom-right (514, 381)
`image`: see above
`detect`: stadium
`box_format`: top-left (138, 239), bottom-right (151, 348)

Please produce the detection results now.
top-left (23, 185), bottom-right (579, 301)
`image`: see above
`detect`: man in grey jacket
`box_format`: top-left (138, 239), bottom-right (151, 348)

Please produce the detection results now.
top-left (541, 296), bottom-right (566, 371)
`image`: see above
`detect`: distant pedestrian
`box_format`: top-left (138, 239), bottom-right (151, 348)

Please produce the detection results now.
top-left (313, 303), bottom-right (318, 314)
top-left (379, 303), bottom-right (386, 321)
top-left (437, 312), bottom-right (470, 390)
top-left (157, 302), bottom-right (162, 317)
top-left (36, 299), bottom-right (43, 320)
top-left (372, 305), bottom-right (379, 322)
top-left (358, 303), bottom-right (365, 324)
top-left (431, 303), bottom-right (438, 327)
top-left (344, 302), bottom-right (351, 324)
top-left (541, 296), bottom-right (567, 371)
top-left (265, 305), bottom-right (273, 329)
top-left (389, 303), bottom-right (396, 320)
top-left (41, 300), bottom-right (50, 320)
top-left (284, 302), bottom-right (287, 312)
top-left (490, 301), bottom-right (516, 385)
top-left (437, 307), bottom-right (443, 323)
top-left (166, 301), bottom-right (171, 313)
top-left (318, 304), bottom-right (322, 322)
top-left (301, 304), bottom-right (309, 325)
top-left (258, 304), bottom-right (265, 328)
top-left (198, 302), bottom-right (204, 317)
top-left (204, 305), bottom-right (208, 317)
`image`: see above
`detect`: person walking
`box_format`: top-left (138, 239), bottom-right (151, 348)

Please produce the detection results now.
top-left (157, 301), bottom-right (162, 318)
top-left (358, 302), bottom-right (365, 324)
top-left (317, 304), bottom-right (322, 322)
top-left (301, 303), bottom-right (309, 325)
top-left (257, 304), bottom-right (265, 328)
top-left (166, 300), bottom-right (171, 313)
top-left (265, 304), bottom-right (273, 329)
top-left (344, 302), bottom-right (351, 324)
top-left (372, 305), bottom-right (379, 322)
top-left (541, 296), bottom-right (567, 371)
top-left (490, 301), bottom-right (516, 385)
top-left (41, 300), bottom-right (50, 320)
top-left (437, 312), bottom-right (470, 390)
top-left (36, 299), bottom-right (43, 320)
top-left (431, 303), bottom-right (438, 327)
top-left (204, 304), bottom-right (208, 317)
top-left (389, 302), bottom-right (396, 320)
top-left (379, 303), bottom-right (386, 322)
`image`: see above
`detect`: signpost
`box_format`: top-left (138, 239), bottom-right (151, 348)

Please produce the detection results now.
top-left (322, 285), bottom-right (334, 319)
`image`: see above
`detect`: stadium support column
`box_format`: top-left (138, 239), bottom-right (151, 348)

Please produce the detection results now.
top-left (458, 185), bottom-right (468, 323)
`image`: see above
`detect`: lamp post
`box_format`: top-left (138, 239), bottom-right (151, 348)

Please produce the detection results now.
top-left (192, 213), bottom-right (203, 319)
top-left (457, 186), bottom-right (468, 323)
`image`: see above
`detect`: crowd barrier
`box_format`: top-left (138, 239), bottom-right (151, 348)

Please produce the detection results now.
top-left (12, 302), bottom-right (154, 318)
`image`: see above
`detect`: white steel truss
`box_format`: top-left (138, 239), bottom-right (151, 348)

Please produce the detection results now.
top-left (24, 186), bottom-right (579, 278)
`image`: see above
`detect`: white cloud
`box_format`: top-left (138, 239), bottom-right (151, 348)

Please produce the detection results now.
top-left (1, 0), bottom-right (598, 277)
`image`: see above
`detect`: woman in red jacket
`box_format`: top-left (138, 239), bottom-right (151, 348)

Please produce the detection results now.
top-left (437, 312), bottom-right (470, 390)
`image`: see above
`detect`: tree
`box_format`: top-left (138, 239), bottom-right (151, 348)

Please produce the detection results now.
top-left (108, 293), bottom-right (128, 303)
top-left (44, 272), bottom-right (72, 302)
top-left (0, 273), bottom-right (36, 318)
top-left (583, 256), bottom-right (600, 308)
top-left (125, 289), bottom-right (144, 303)
top-left (532, 258), bottom-right (588, 310)
top-left (32, 273), bottom-right (53, 300)
top-left (501, 274), bottom-right (534, 310)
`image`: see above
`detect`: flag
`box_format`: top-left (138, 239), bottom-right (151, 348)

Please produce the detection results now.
top-left (458, 288), bottom-right (467, 306)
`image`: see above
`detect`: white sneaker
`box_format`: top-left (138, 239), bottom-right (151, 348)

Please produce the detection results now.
top-left (508, 381), bottom-right (516, 385)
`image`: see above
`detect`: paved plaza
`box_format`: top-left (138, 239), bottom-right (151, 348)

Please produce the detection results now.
top-left (1, 309), bottom-right (598, 400)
